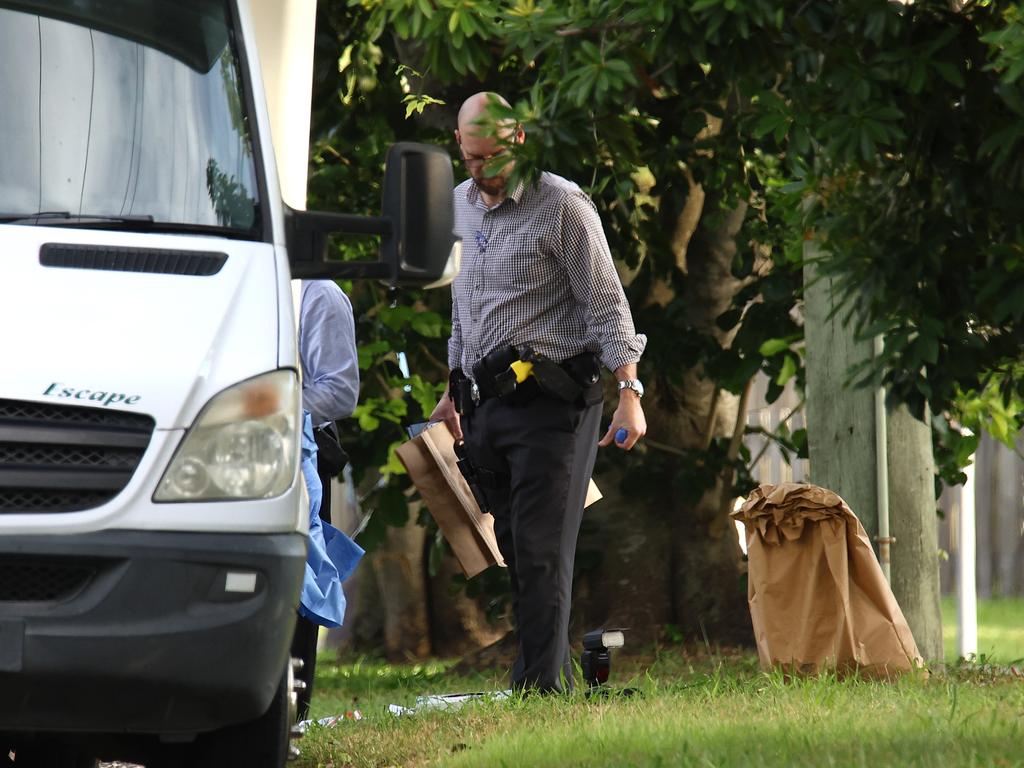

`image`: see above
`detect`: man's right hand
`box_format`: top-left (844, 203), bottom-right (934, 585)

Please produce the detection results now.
top-left (429, 389), bottom-right (462, 441)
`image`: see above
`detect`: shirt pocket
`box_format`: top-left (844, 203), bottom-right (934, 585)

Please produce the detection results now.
top-left (489, 232), bottom-right (561, 291)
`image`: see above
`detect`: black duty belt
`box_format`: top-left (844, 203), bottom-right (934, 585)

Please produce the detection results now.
top-left (450, 346), bottom-right (600, 415)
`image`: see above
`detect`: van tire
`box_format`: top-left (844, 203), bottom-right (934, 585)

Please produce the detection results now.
top-left (188, 667), bottom-right (291, 768)
top-left (10, 740), bottom-right (97, 767)
top-left (291, 616), bottom-right (319, 720)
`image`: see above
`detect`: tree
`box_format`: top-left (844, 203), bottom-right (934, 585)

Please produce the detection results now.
top-left (312, 0), bottom-right (1024, 655)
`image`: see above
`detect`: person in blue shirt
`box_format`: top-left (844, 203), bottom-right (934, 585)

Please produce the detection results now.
top-left (293, 279), bottom-right (361, 719)
top-left (298, 279), bottom-right (360, 522)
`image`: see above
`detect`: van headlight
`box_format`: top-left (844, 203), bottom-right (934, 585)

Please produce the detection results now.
top-left (155, 370), bottom-right (299, 502)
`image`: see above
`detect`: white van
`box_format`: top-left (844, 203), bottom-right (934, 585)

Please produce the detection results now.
top-left (0, 1), bottom-right (456, 765)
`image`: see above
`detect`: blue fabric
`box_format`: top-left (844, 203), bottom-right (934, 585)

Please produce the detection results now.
top-left (298, 412), bottom-right (364, 628)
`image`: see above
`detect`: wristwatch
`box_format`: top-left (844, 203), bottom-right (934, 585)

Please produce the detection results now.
top-left (617, 379), bottom-right (645, 399)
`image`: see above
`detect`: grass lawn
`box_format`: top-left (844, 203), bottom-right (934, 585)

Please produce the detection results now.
top-left (296, 600), bottom-right (1024, 768)
top-left (941, 596), bottom-right (1024, 663)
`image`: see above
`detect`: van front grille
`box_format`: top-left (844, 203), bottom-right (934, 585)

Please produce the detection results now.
top-left (0, 558), bottom-right (99, 602)
top-left (0, 399), bottom-right (154, 513)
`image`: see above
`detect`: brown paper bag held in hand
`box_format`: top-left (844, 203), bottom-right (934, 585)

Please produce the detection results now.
top-left (396, 422), bottom-right (603, 579)
top-left (731, 482), bottom-right (923, 678)
top-left (395, 422), bottom-right (505, 579)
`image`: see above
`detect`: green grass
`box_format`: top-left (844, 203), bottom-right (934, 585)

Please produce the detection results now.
top-left (941, 596), bottom-right (1024, 663)
top-left (296, 600), bottom-right (1024, 768)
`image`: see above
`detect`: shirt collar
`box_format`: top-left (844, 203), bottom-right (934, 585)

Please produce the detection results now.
top-left (466, 179), bottom-right (527, 209)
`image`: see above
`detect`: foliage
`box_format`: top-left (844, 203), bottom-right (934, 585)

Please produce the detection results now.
top-left (307, 3), bottom-right (456, 550)
top-left (334, 0), bottom-right (809, 526)
top-left (753, 2), bottom-right (1024, 450)
top-left (310, 0), bottom-right (1024, 572)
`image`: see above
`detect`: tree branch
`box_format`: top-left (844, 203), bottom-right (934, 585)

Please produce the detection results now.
top-left (555, 21), bottom-right (644, 37)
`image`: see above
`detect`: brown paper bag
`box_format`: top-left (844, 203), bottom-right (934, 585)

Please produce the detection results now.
top-left (395, 422), bottom-right (505, 578)
top-left (731, 482), bottom-right (923, 678)
top-left (396, 422), bottom-right (603, 578)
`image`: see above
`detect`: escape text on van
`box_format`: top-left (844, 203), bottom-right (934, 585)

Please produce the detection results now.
top-left (43, 383), bottom-right (142, 408)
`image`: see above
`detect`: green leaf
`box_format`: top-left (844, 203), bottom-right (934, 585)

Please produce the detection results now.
top-left (775, 354), bottom-right (797, 387)
top-left (753, 114), bottom-right (784, 139)
top-left (355, 406), bottom-right (381, 432)
top-left (381, 442), bottom-right (408, 476)
top-left (357, 340), bottom-right (391, 370)
top-left (410, 311), bottom-right (445, 338)
top-left (919, 334), bottom-right (939, 365)
top-left (859, 129), bottom-right (876, 162)
top-left (758, 338), bottom-right (791, 357)
top-left (933, 61), bottom-right (965, 89)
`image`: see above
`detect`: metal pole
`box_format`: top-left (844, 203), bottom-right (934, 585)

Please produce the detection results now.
top-left (873, 335), bottom-right (892, 582)
top-left (957, 450), bottom-right (978, 659)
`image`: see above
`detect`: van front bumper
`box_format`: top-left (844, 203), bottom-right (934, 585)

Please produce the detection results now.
top-left (0, 530), bottom-right (306, 735)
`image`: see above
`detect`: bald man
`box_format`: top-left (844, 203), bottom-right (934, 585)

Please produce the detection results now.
top-left (431, 92), bottom-right (647, 693)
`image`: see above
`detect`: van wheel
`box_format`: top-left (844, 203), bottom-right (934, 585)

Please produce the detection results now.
top-left (290, 616), bottom-right (319, 721)
top-left (11, 740), bottom-right (97, 767)
top-left (188, 664), bottom-right (293, 768)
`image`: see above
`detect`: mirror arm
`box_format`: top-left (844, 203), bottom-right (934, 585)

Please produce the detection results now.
top-left (298, 211), bottom-right (393, 238)
top-left (286, 207), bottom-right (397, 280)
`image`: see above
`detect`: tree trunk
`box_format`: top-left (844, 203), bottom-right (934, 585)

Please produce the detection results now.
top-left (371, 507), bottom-right (432, 660)
top-left (803, 262), bottom-right (879, 538)
top-left (669, 200), bottom-right (754, 646)
top-left (574, 462), bottom-right (675, 646)
top-left (429, 553), bottom-right (510, 656)
top-left (805, 243), bottom-right (943, 661)
top-left (326, 484), bottom-right (505, 658)
top-left (574, 197), bottom-right (754, 647)
top-left (887, 406), bottom-right (943, 660)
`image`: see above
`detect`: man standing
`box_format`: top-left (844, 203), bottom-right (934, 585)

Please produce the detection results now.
top-left (298, 278), bottom-right (360, 521)
top-left (294, 278), bottom-right (360, 718)
top-left (431, 92), bottom-right (647, 693)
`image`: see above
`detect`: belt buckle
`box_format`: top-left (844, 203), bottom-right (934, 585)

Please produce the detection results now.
top-left (471, 381), bottom-right (481, 405)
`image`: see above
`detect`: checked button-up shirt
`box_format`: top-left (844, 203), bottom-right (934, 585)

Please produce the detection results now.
top-left (448, 172), bottom-right (647, 377)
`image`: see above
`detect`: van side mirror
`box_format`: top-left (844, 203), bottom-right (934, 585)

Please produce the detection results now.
top-left (286, 143), bottom-right (459, 287)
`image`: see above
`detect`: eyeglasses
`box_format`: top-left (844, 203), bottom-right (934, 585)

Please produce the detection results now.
top-left (459, 146), bottom-right (509, 169)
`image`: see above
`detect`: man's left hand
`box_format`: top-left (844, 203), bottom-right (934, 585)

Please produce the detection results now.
top-left (598, 391), bottom-right (647, 451)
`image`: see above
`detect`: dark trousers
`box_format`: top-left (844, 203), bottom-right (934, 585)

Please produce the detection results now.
top-left (291, 459), bottom-right (335, 720)
top-left (316, 461), bottom-right (333, 526)
top-left (463, 392), bottom-right (602, 692)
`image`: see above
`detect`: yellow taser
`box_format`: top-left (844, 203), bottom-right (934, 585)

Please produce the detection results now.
top-left (510, 360), bottom-right (534, 383)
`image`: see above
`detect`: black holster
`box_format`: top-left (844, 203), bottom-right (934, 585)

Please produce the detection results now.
top-left (520, 348), bottom-right (586, 403)
top-left (449, 368), bottom-right (477, 415)
top-left (453, 439), bottom-right (491, 513)
top-left (313, 424), bottom-right (349, 476)
top-left (473, 346), bottom-right (520, 401)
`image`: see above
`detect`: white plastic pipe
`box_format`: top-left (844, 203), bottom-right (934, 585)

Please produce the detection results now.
top-left (873, 335), bottom-right (892, 582)
top-left (957, 451), bottom-right (978, 659)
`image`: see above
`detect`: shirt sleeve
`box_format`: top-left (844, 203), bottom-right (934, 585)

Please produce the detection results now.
top-left (447, 285), bottom-right (463, 373)
top-left (555, 192), bottom-right (647, 372)
top-left (299, 282), bottom-right (360, 425)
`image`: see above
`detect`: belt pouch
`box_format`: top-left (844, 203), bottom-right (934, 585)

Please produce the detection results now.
top-left (449, 369), bottom-right (475, 415)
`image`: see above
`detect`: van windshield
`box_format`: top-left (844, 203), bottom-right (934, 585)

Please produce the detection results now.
top-left (0, 1), bottom-right (261, 236)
